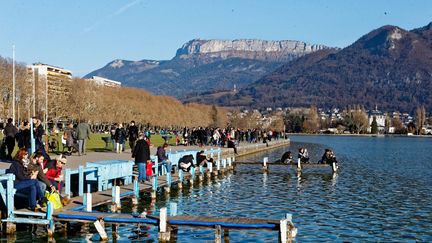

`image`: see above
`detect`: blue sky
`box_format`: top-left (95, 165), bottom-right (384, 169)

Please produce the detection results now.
top-left (0, 0), bottom-right (431, 77)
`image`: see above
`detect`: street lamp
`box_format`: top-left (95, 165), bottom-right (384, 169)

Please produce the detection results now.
top-left (12, 45), bottom-right (16, 125)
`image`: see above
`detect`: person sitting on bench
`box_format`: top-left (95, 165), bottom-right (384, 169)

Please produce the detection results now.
top-left (281, 151), bottom-right (293, 164)
top-left (45, 155), bottom-right (67, 191)
top-left (179, 154), bottom-right (194, 172)
top-left (320, 149), bottom-right (338, 165)
top-left (196, 150), bottom-right (214, 167)
top-left (156, 143), bottom-right (172, 174)
top-left (298, 148), bottom-right (310, 163)
top-left (7, 148), bottom-right (44, 211)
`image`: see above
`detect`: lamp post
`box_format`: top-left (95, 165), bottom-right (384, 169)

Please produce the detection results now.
top-left (12, 45), bottom-right (16, 125)
top-left (45, 75), bottom-right (48, 130)
top-left (16, 91), bottom-right (20, 125)
top-left (32, 68), bottom-right (36, 117)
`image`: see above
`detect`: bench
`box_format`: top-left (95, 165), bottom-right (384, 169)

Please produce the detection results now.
top-left (86, 160), bottom-right (134, 191)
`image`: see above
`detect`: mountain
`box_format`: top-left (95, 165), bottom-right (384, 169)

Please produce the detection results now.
top-left (220, 23), bottom-right (432, 112)
top-left (84, 39), bottom-right (328, 98)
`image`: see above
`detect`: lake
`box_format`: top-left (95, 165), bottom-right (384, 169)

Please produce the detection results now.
top-left (12, 135), bottom-right (432, 242)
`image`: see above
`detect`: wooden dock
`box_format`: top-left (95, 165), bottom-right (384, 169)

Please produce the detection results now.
top-left (50, 161), bottom-right (296, 242)
top-left (235, 157), bottom-right (339, 174)
top-left (1, 140), bottom-right (298, 242)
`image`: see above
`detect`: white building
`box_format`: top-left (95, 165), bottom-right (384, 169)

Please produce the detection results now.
top-left (87, 76), bottom-right (121, 87)
top-left (28, 63), bottom-right (73, 94)
top-left (368, 107), bottom-right (386, 133)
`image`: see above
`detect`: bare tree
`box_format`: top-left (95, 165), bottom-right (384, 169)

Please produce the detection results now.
top-left (415, 105), bottom-right (426, 135)
top-left (302, 105), bottom-right (319, 133)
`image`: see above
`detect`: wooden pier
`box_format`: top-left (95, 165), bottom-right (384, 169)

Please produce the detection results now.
top-left (235, 158), bottom-right (339, 174)
top-left (1, 140), bottom-right (298, 242)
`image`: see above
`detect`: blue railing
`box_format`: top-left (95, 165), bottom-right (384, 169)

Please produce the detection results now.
top-left (0, 173), bottom-right (54, 227)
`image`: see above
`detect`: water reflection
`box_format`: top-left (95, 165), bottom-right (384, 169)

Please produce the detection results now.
top-left (6, 137), bottom-right (432, 242)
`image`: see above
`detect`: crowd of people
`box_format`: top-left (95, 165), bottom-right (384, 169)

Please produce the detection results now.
top-left (2, 117), bottom-right (288, 191)
top-left (176, 127), bottom-right (285, 147)
top-left (0, 117), bottom-right (92, 161)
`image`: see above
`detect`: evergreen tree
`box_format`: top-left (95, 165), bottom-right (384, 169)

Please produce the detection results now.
top-left (371, 116), bottom-right (378, 134)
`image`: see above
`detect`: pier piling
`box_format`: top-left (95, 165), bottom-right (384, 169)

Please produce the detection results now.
top-left (94, 220), bottom-right (108, 241)
top-left (262, 157), bottom-right (269, 172)
top-left (190, 166), bottom-right (195, 185)
top-left (151, 176), bottom-right (157, 199)
top-left (158, 207), bottom-right (171, 242)
top-left (296, 158), bottom-right (302, 172)
top-left (178, 170), bottom-right (184, 189)
top-left (215, 225), bottom-right (222, 243)
top-left (132, 179), bottom-right (139, 205)
top-left (227, 157), bottom-right (232, 169)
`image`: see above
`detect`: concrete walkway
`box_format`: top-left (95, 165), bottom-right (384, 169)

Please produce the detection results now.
top-left (0, 139), bottom-right (290, 170)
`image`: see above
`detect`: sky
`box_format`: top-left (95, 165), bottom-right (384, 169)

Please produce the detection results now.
top-left (0, 0), bottom-right (431, 77)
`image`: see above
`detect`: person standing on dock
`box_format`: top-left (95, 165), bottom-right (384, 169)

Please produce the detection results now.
top-left (227, 139), bottom-right (238, 154)
top-left (132, 133), bottom-right (151, 182)
top-left (32, 117), bottom-right (49, 159)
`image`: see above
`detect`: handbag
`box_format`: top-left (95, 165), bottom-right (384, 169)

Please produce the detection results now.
top-left (146, 162), bottom-right (153, 177)
top-left (45, 191), bottom-right (63, 210)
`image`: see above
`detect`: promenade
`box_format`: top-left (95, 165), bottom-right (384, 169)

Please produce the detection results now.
top-left (0, 139), bottom-right (290, 170)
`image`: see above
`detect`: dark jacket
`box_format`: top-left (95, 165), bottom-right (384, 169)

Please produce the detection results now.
top-left (321, 153), bottom-right (337, 164)
top-left (4, 123), bottom-right (18, 138)
top-left (115, 128), bottom-right (127, 143)
top-left (28, 162), bottom-right (52, 188)
top-left (156, 146), bottom-right (168, 162)
top-left (34, 124), bottom-right (45, 141)
top-left (128, 125), bottom-right (139, 141)
top-left (132, 139), bottom-right (150, 163)
top-left (8, 160), bottom-right (30, 184)
top-left (17, 128), bottom-right (31, 149)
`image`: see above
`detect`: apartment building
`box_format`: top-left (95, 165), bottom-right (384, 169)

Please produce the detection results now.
top-left (87, 76), bottom-right (121, 87)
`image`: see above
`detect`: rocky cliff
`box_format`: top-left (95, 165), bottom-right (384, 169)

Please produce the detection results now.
top-left (175, 39), bottom-right (327, 61)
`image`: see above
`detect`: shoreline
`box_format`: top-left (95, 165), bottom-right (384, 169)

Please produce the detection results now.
top-left (287, 133), bottom-right (432, 138)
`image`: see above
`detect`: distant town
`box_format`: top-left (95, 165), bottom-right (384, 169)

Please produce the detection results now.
top-left (233, 106), bottom-right (431, 135)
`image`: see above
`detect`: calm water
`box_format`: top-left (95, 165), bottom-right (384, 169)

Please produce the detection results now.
top-left (12, 135), bottom-right (432, 242)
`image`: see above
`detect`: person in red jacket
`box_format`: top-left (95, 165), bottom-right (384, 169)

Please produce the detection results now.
top-left (45, 155), bottom-right (66, 191)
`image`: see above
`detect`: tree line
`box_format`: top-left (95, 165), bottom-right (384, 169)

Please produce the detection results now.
top-left (0, 56), bottom-right (227, 128)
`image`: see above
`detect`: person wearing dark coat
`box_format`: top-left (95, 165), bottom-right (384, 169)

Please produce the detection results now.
top-left (18, 121), bottom-right (31, 151)
top-left (132, 133), bottom-right (151, 182)
top-left (28, 151), bottom-right (56, 193)
top-left (7, 148), bottom-right (44, 211)
top-left (115, 123), bottom-right (127, 153)
top-left (3, 118), bottom-right (18, 160)
top-left (227, 139), bottom-right (237, 154)
top-left (127, 121), bottom-right (139, 152)
top-left (320, 149), bottom-right (338, 165)
top-left (280, 151), bottom-right (293, 164)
